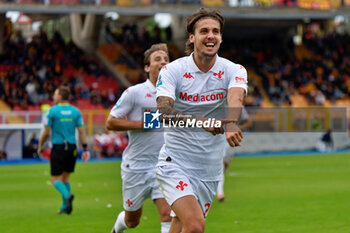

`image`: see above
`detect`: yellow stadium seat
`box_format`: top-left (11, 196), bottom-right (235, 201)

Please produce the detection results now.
top-left (201, 0), bottom-right (225, 6)
top-left (117, 0), bottom-right (133, 6)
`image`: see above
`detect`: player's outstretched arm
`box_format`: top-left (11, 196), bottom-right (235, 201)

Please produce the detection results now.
top-left (105, 115), bottom-right (143, 131)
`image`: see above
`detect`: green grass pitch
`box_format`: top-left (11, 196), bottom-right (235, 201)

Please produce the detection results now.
top-left (1, 153), bottom-right (350, 233)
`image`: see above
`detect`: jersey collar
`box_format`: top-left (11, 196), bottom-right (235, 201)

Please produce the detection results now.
top-left (58, 102), bottom-right (69, 106)
top-left (188, 53), bottom-right (219, 73)
top-left (145, 79), bottom-right (156, 93)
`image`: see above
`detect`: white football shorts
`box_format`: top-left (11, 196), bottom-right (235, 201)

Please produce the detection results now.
top-left (156, 164), bottom-right (218, 218)
top-left (122, 170), bottom-right (164, 211)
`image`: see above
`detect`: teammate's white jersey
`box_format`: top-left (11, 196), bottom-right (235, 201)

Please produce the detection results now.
top-left (110, 79), bottom-right (164, 172)
top-left (156, 53), bottom-right (248, 181)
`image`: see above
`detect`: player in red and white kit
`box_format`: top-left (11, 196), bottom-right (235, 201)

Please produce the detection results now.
top-left (106, 44), bottom-right (171, 233)
top-left (156, 8), bottom-right (248, 233)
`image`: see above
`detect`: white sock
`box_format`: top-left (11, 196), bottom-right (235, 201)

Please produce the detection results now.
top-left (113, 211), bottom-right (128, 233)
top-left (217, 176), bottom-right (224, 196)
top-left (161, 221), bottom-right (171, 233)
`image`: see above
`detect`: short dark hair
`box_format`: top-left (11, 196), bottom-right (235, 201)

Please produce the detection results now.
top-left (144, 43), bottom-right (169, 66)
top-left (185, 8), bottom-right (224, 55)
top-left (58, 85), bottom-right (70, 101)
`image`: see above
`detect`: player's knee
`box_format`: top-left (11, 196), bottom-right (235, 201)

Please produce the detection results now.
top-left (159, 214), bottom-right (172, 222)
top-left (159, 208), bottom-right (171, 222)
top-left (185, 219), bottom-right (205, 233)
top-left (125, 218), bottom-right (140, 228)
top-left (186, 224), bottom-right (205, 233)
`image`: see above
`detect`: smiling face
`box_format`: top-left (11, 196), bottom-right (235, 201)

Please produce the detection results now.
top-left (189, 17), bottom-right (222, 59)
top-left (144, 50), bottom-right (169, 84)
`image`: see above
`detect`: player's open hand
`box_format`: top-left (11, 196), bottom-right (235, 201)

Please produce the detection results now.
top-left (225, 122), bottom-right (243, 147)
top-left (81, 151), bottom-right (90, 163)
top-left (37, 146), bottom-right (43, 155)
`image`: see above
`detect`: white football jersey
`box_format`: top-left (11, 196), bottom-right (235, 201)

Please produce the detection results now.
top-left (110, 79), bottom-right (164, 172)
top-left (156, 53), bottom-right (248, 181)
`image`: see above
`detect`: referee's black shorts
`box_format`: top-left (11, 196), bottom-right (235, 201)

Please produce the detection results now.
top-left (50, 144), bottom-right (77, 176)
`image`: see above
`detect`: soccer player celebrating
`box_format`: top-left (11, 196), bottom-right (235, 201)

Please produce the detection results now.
top-left (38, 85), bottom-right (90, 214)
top-left (106, 44), bottom-right (171, 233)
top-left (156, 8), bottom-right (248, 233)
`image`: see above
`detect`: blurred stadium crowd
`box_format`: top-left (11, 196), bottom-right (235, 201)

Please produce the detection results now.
top-left (105, 22), bottom-right (173, 70)
top-left (104, 21), bottom-right (350, 107)
top-left (1, 20), bottom-right (350, 110)
top-left (0, 27), bottom-right (119, 110)
top-left (1, 0), bottom-right (350, 9)
top-left (222, 30), bottom-right (350, 107)
top-left (1, 7), bottom-right (350, 158)
top-left (93, 130), bottom-right (128, 158)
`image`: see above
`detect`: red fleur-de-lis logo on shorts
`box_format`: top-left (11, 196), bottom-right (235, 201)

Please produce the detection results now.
top-left (214, 71), bottom-right (224, 79)
top-left (183, 73), bottom-right (194, 79)
top-left (126, 199), bottom-right (133, 207)
top-left (176, 181), bottom-right (188, 191)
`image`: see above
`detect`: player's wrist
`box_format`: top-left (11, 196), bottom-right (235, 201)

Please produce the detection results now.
top-left (139, 121), bottom-right (144, 129)
top-left (226, 122), bottom-right (240, 133)
top-left (225, 121), bottom-right (237, 125)
top-left (82, 144), bottom-right (88, 152)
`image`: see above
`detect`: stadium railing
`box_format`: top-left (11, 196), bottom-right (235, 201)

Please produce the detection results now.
top-left (0, 107), bottom-right (348, 159)
top-left (0, 110), bottom-right (109, 136)
top-left (0, 106), bottom-right (347, 135)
